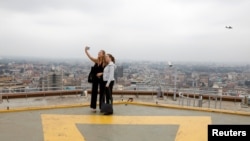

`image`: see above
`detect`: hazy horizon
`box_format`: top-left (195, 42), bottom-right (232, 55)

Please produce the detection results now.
top-left (1, 0), bottom-right (250, 63)
top-left (1, 55), bottom-right (250, 67)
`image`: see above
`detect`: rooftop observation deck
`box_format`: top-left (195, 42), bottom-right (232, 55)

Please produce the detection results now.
top-left (0, 87), bottom-right (250, 141)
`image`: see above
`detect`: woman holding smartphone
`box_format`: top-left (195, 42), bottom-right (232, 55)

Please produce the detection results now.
top-left (84, 46), bottom-right (106, 112)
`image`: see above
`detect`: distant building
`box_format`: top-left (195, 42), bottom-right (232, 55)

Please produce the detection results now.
top-left (0, 76), bottom-right (12, 82)
top-left (199, 74), bottom-right (209, 87)
top-left (115, 65), bottom-right (123, 82)
top-left (0, 75), bottom-right (26, 93)
top-left (39, 70), bottom-right (63, 91)
top-left (243, 72), bottom-right (250, 80)
top-left (186, 78), bottom-right (197, 88)
top-left (177, 73), bottom-right (186, 83)
top-left (47, 71), bottom-right (63, 90)
top-left (245, 80), bottom-right (250, 87)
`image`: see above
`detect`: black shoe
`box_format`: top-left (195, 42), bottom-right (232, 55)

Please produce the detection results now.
top-left (104, 112), bottom-right (113, 115)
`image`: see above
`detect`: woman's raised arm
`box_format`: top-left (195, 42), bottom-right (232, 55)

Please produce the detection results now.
top-left (84, 46), bottom-right (98, 63)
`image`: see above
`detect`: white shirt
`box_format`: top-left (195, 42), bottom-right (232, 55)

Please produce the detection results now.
top-left (103, 61), bottom-right (116, 86)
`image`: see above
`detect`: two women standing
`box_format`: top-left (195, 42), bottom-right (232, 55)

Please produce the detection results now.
top-left (84, 46), bottom-right (116, 114)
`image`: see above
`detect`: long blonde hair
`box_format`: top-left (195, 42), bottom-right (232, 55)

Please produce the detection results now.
top-left (98, 50), bottom-right (106, 67)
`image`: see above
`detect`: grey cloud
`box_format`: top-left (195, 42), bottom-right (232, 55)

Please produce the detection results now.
top-left (0, 0), bottom-right (250, 63)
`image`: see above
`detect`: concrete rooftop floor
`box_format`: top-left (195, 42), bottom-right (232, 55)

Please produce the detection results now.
top-left (0, 95), bottom-right (250, 141)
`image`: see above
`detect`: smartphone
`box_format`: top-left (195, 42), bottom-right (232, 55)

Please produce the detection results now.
top-left (86, 46), bottom-right (90, 50)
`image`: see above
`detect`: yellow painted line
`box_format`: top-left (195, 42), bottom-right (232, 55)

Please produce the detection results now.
top-left (0, 101), bottom-right (122, 113)
top-left (1, 100), bottom-right (250, 116)
top-left (125, 101), bottom-right (250, 116)
top-left (42, 114), bottom-right (211, 141)
top-left (0, 103), bottom-right (90, 113)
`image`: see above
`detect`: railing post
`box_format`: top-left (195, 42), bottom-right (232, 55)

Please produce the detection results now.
top-left (178, 92), bottom-right (181, 105)
top-left (173, 68), bottom-right (177, 101)
top-left (208, 96), bottom-right (210, 108)
top-left (0, 94), bottom-right (2, 104)
top-left (198, 94), bottom-right (202, 107)
top-left (7, 95), bottom-right (9, 102)
top-left (193, 93), bottom-right (196, 107)
top-left (241, 96), bottom-right (249, 108)
top-left (219, 95), bottom-right (222, 109)
top-left (181, 94), bottom-right (184, 106)
top-left (214, 96), bottom-right (217, 109)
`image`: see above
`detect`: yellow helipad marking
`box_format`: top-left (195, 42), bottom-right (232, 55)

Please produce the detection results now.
top-left (42, 115), bottom-right (211, 141)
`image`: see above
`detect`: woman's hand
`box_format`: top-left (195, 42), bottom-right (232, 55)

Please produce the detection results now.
top-left (85, 46), bottom-right (90, 51)
top-left (84, 46), bottom-right (98, 64)
top-left (96, 73), bottom-right (103, 78)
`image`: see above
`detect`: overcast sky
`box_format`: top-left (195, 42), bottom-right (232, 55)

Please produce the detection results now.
top-left (0, 0), bottom-right (250, 63)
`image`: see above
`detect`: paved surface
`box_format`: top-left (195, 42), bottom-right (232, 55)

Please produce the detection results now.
top-left (1, 97), bottom-right (250, 141)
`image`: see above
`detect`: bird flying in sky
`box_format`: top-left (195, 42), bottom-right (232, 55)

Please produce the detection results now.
top-left (225, 26), bottom-right (233, 29)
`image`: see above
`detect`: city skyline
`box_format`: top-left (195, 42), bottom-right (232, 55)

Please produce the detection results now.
top-left (1, 0), bottom-right (250, 63)
top-left (1, 56), bottom-right (250, 95)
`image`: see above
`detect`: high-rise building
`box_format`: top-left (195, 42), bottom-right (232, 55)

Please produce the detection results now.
top-left (39, 70), bottom-right (63, 91)
top-left (47, 71), bottom-right (63, 90)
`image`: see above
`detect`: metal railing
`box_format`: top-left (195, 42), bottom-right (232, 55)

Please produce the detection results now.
top-left (178, 92), bottom-right (223, 109)
top-left (176, 88), bottom-right (250, 109)
top-left (0, 85), bottom-right (248, 111)
top-left (0, 86), bottom-right (90, 94)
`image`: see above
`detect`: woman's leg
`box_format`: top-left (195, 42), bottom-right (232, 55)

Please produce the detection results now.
top-left (106, 81), bottom-right (114, 104)
top-left (90, 81), bottom-right (98, 109)
top-left (99, 80), bottom-right (105, 110)
top-left (109, 81), bottom-right (114, 95)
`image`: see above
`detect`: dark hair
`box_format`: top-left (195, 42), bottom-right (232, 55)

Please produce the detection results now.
top-left (107, 53), bottom-right (115, 63)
